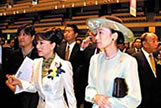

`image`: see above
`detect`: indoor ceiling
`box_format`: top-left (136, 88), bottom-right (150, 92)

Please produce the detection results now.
top-left (0, 0), bottom-right (160, 36)
top-left (0, 0), bottom-right (146, 16)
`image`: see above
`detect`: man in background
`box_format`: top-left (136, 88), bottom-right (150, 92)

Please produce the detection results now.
top-left (4, 24), bottom-right (39, 108)
top-left (133, 32), bottom-right (161, 108)
top-left (56, 24), bottom-right (85, 108)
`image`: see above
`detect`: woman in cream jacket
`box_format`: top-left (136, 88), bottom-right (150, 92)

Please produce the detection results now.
top-left (6, 29), bottom-right (77, 108)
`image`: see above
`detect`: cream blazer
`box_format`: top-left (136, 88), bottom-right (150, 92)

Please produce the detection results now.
top-left (15, 54), bottom-right (77, 108)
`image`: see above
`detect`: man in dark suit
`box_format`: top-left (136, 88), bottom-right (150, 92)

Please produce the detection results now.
top-left (56, 24), bottom-right (84, 108)
top-left (4, 25), bottom-right (39, 108)
top-left (127, 37), bottom-right (141, 55)
top-left (0, 35), bottom-right (14, 107)
top-left (80, 31), bottom-right (98, 108)
top-left (133, 32), bottom-right (161, 108)
top-left (0, 37), bottom-right (13, 81)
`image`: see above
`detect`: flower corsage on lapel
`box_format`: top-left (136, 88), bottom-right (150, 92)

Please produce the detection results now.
top-left (47, 62), bottom-right (65, 80)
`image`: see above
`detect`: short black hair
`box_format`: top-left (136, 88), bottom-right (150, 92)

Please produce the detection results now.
top-left (65, 24), bottom-right (79, 34)
top-left (134, 37), bottom-right (141, 42)
top-left (17, 24), bottom-right (35, 37)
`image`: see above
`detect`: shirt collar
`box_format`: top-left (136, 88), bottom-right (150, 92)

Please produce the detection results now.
top-left (67, 41), bottom-right (76, 50)
top-left (142, 48), bottom-right (152, 58)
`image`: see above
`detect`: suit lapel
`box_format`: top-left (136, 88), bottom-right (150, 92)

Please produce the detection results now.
top-left (56, 42), bottom-right (66, 59)
top-left (34, 58), bottom-right (43, 88)
top-left (140, 51), bottom-right (156, 78)
top-left (69, 43), bottom-right (79, 61)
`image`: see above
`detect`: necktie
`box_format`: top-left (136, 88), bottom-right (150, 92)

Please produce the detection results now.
top-left (149, 54), bottom-right (156, 74)
top-left (65, 45), bottom-right (70, 60)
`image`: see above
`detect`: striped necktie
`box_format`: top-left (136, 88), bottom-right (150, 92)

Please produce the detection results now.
top-left (65, 45), bottom-right (70, 60)
top-left (149, 54), bottom-right (156, 74)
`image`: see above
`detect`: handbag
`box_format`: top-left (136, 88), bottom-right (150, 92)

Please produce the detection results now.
top-left (112, 77), bottom-right (128, 98)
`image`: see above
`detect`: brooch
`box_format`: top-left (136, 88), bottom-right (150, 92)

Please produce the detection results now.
top-left (47, 63), bottom-right (65, 80)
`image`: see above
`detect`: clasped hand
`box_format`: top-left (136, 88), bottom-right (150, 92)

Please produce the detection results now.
top-left (5, 74), bottom-right (22, 92)
top-left (94, 94), bottom-right (111, 108)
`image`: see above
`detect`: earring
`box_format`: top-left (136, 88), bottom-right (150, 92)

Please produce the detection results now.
top-left (112, 38), bottom-right (114, 41)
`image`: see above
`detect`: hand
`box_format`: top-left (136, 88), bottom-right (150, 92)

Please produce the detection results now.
top-left (5, 74), bottom-right (22, 92)
top-left (94, 94), bottom-right (111, 108)
top-left (81, 36), bottom-right (92, 49)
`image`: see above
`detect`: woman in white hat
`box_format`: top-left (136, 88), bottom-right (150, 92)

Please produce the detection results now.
top-left (85, 18), bottom-right (141, 108)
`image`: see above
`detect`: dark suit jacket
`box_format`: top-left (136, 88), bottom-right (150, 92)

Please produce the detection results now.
top-left (3, 48), bottom-right (39, 108)
top-left (133, 51), bottom-right (161, 108)
top-left (56, 42), bottom-right (85, 104)
top-left (0, 47), bottom-right (14, 107)
top-left (0, 47), bottom-right (13, 87)
top-left (81, 44), bottom-right (96, 86)
top-left (126, 48), bottom-right (141, 55)
top-left (81, 44), bottom-right (96, 108)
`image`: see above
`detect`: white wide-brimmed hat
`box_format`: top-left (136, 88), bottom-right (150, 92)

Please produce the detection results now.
top-left (87, 18), bottom-right (134, 42)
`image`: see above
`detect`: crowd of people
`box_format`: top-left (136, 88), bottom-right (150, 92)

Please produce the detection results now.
top-left (0, 16), bottom-right (161, 108)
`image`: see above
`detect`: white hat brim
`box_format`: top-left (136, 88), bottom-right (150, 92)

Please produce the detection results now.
top-left (87, 18), bottom-right (134, 43)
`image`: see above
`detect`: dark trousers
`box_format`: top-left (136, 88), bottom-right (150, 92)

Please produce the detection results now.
top-left (84, 101), bottom-right (92, 108)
